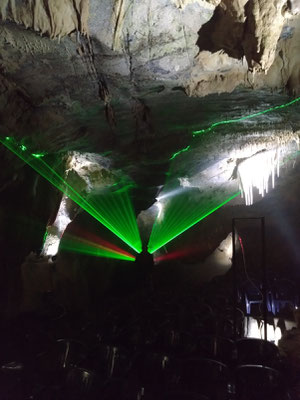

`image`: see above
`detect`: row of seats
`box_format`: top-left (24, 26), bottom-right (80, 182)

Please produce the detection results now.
top-left (0, 331), bottom-right (289, 399)
top-left (0, 273), bottom-right (296, 400)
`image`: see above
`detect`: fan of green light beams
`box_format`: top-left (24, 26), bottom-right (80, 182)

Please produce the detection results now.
top-left (148, 189), bottom-right (240, 254)
top-left (0, 137), bottom-right (142, 253)
top-left (6, 95), bottom-right (298, 256)
top-left (60, 233), bottom-right (136, 261)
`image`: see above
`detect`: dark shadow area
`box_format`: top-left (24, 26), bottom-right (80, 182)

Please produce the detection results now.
top-left (196, 1), bottom-right (245, 60)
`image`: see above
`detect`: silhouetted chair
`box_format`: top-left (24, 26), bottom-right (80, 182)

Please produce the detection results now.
top-left (63, 367), bottom-right (99, 400)
top-left (101, 378), bottom-right (141, 400)
top-left (235, 365), bottom-right (286, 400)
top-left (270, 279), bottom-right (298, 315)
top-left (138, 352), bottom-right (170, 397)
top-left (78, 321), bottom-right (104, 348)
top-left (54, 339), bottom-right (88, 369)
top-left (205, 294), bottom-right (233, 314)
top-left (191, 311), bottom-right (217, 337)
top-left (37, 338), bottom-right (88, 387)
top-left (196, 336), bottom-right (237, 366)
top-left (153, 329), bottom-right (195, 356)
top-left (167, 357), bottom-right (230, 400)
top-left (216, 307), bottom-right (245, 339)
top-left (189, 303), bottom-right (215, 325)
top-left (236, 338), bottom-right (282, 369)
top-left (0, 362), bottom-right (26, 400)
top-left (101, 305), bottom-right (136, 345)
top-left (241, 280), bottom-right (272, 316)
top-left (113, 322), bottom-right (143, 350)
top-left (142, 308), bottom-right (172, 332)
top-left (179, 295), bottom-right (203, 313)
top-left (195, 303), bottom-right (215, 316)
top-left (87, 344), bottom-right (133, 380)
top-left (163, 393), bottom-right (209, 400)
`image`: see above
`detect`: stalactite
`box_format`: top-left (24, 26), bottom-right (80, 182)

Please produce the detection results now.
top-left (112, 0), bottom-right (126, 51)
top-left (0, 0), bottom-right (89, 38)
top-left (237, 148), bottom-right (280, 206)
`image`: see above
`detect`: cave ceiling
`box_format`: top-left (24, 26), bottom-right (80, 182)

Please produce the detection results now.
top-left (1, 0), bottom-right (300, 260)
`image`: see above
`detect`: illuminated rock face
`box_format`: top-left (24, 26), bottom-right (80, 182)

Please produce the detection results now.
top-left (42, 195), bottom-right (72, 257)
top-left (41, 152), bottom-right (118, 257)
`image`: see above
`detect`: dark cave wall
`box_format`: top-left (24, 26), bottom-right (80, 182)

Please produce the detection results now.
top-left (0, 162), bottom-right (59, 316)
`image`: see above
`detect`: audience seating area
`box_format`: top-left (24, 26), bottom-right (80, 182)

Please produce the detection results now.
top-left (0, 271), bottom-right (297, 400)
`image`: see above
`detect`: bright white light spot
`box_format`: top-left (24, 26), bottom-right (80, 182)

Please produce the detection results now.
top-left (237, 149), bottom-right (280, 205)
top-left (222, 232), bottom-right (233, 258)
top-left (157, 187), bottom-right (184, 200)
top-left (155, 200), bottom-right (163, 219)
top-left (245, 316), bottom-right (282, 344)
top-left (274, 326), bottom-right (282, 346)
top-left (43, 235), bottom-right (60, 257)
top-left (179, 177), bottom-right (191, 187)
top-left (246, 317), bottom-right (261, 339)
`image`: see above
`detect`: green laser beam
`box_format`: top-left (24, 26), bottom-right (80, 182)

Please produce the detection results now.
top-left (61, 240), bottom-right (135, 261)
top-left (169, 145), bottom-right (191, 161)
top-left (148, 190), bottom-right (240, 254)
top-left (150, 96), bottom-right (300, 251)
top-left (60, 234), bottom-right (136, 261)
top-left (1, 136), bottom-right (142, 253)
top-left (32, 153), bottom-right (46, 158)
top-left (193, 96), bottom-right (300, 136)
top-left (166, 96), bottom-right (300, 173)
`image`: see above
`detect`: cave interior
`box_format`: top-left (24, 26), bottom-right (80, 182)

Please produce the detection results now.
top-left (1, 0), bottom-right (300, 399)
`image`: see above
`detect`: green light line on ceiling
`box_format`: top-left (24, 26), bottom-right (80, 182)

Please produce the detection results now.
top-left (5, 137), bottom-right (46, 158)
top-left (60, 233), bottom-right (136, 261)
top-left (169, 145), bottom-right (191, 161)
top-left (32, 153), bottom-right (46, 158)
top-left (148, 190), bottom-right (240, 254)
top-left (193, 96), bottom-right (300, 136)
top-left (1, 136), bottom-right (142, 253)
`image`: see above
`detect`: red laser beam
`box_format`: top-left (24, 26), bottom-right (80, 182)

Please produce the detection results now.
top-left (66, 225), bottom-right (135, 259)
top-left (154, 244), bottom-right (202, 262)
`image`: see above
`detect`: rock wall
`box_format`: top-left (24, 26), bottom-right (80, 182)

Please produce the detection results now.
top-left (0, 0), bottom-right (89, 38)
top-left (242, 0), bottom-right (286, 71)
top-left (197, 0), bottom-right (288, 72)
top-left (2, 0), bottom-right (300, 100)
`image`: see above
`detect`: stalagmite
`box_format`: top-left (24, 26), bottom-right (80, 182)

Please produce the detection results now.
top-left (41, 152), bottom-right (116, 257)
top-left (41, 195), bottom-right (72, 257)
